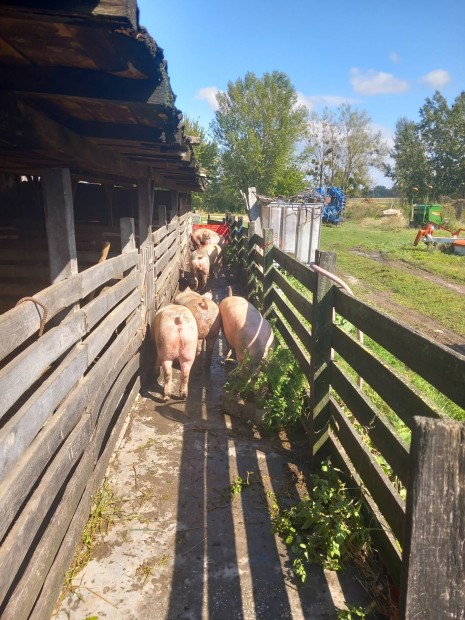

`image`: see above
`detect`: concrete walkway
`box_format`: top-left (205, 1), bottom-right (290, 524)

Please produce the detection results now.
top-left (54, 272), bottom-right (370, 620)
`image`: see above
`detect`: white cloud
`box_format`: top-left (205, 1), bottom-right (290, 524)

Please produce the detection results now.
top-left (296, 92), bottom-right (359, 111)
top-left (389, 52), bottom-right (401, 64)
top-left (420, 69), bottom-right (451, 89)
top-left (350, 68), bottom-right (410, 95)
top-left (195, 86), bottom-right (221, 110)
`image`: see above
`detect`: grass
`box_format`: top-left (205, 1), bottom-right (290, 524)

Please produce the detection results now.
top-left (320, 221), bottom-right (465, 337)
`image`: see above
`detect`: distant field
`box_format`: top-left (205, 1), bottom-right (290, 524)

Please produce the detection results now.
top-left (320, 220), bottom-right (465, 345)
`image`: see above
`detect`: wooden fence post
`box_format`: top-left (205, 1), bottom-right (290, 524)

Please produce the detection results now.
top-left (308, 249), bottom-right (336, 464)
top-left (246, 221), bottom-right (256, 302)
top-left (400, 417), bottom-right (465, 619)
top-left (262, 228), bottom-right (274, 315)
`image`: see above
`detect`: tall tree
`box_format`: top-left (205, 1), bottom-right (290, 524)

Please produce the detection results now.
top-left (385, 117), bottom-right (432, 203)
top-left (419, 91), bottom-right (465, 196)
top-left (211, 71), bottom-right (308, 207)
top-left (336, 104), bottom-right (388, 194)
top-left (182, 117), bottom-right (222, 212)
top-left (303, 104), bottom-right (388, 195)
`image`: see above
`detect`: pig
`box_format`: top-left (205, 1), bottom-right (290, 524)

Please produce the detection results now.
top-left (219, 288), bottom-right (274, 365)
top-left (174, 287), bottom-right (221, 367)
top-left (189, 243), bottom-right (223, 291)
top-left (151, 304), bottom-right (198, 400)
top-left (189, 248), bottom-right (210, 291)
top-left (190, 228), bottom-right (225, 250)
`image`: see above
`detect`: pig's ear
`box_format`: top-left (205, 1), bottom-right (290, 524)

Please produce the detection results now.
top-left (184, 286), bottom-right (191, 291)
top-left (203, 290), bottom-right (213, 300)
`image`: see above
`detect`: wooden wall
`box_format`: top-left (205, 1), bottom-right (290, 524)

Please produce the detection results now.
top-left (0, 210), bottom-right (192, 619)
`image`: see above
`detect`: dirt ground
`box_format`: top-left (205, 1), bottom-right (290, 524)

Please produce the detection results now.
top-left (53, 268), bottom-right (373, 620)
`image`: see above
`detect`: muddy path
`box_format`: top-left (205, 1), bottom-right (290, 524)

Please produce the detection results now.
top-left (345, 251), bottom-right (465, 356)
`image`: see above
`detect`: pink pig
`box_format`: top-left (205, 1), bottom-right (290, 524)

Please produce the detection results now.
top-left (219, 288), bottom-right (274, 364)
top-left (151, 304), bottom-right (198, 400)
top-left (174, 287), bottom-right (221, 367)
top-left (189, 243), bottom-right (222, 290)
top-left (190, 228), bottom-right (224, 250)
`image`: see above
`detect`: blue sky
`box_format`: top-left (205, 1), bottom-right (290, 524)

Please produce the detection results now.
top-left (138, 0), bottom-right (465, 187)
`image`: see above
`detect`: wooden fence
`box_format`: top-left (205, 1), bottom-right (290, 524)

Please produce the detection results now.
top-left (0, 211), bottom-right (192, 619)
top-left (228, 218), bottom-right (465, 616)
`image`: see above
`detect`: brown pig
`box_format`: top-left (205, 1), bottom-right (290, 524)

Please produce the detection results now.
top-left (219, 289), bottom-right (274, 364)
top-left (190, 228), bottom-right (224, 250)
top-left (174, 287), bottom-right (221, 367)
top-left (151, 304), bottom-right (198, 400)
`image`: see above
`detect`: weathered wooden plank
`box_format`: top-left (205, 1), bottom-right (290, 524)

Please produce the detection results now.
top-left (0, 344), bottom-right (88, 481)
top-left (273, 245), bottom-right (317, 290)
top-left (0, 264), bottom-right (50, 279)
top-left (0, 444), bottom-right (94, 620)
top-left (334, 288), bottom-right (465, 410)
top-left (3, 355), bottom-right (140, 618)
top-left (270, 309), bottom-right (312, 378)
top-left (152, 224), bottom-right (169, 245)
top-left (86, 315), bottom-right (141, 428)
top-left (400, 417), bottom-right (465, 618)
top-left (309, 251), bottom-right (336, 463)
top-left (0, 276), bottom-right (81, 362)
top-left (332, 324), bottom-right (443, 427)
top-left (84, 289), bottom-right (140, 363)
top-left (92, 354), bottom-right (140, 458)
top-left (0, 311), bottom-right (87, 419)
top-left (272, 288), bottom-right (312, 356)
top-left (29, 374), bottom-right (141, 620)
top-left (80, 249), bottom-right (138, 297)
top-left (0, 317), bottom-right (141, 540)
top-left (154, 238), bottom-right (178, 276)
top-left (330, 363), bottom-right (410, 486)
top-left (330, 399), bottom-right (406, 543)
top-left (42, 168), bottom-right (78, 284)
top-left (82, 268), bottom-right (139, 330)
top-left (0, 412), bottom-right (93, 603)
top-left (327, 434), bottom-right (402, 584)
top-left (272, 265), bottom-right (313, 319)
top-left (154, 228), bottom-right (178, 260)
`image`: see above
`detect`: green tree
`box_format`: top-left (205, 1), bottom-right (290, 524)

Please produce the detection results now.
top-left (419, 91), bottom-right (465, 197)
top-left (182, 116), bottom-right (221, 212)
top-left (211, 71), bottom-right (309, 208)
top-left (385, 117), bottom-right (431, 203)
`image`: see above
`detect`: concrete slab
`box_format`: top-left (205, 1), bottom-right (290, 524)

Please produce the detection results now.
top-left (53, 273), bottom-right (371, 620)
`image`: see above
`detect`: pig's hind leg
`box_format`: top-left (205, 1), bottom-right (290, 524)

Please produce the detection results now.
top-left (179, 360), bottom-right (193, 399)
top-left (161, 360), bottom-right (173, 400)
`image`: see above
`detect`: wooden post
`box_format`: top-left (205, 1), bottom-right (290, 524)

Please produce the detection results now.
top-left (246, 221), bottom-right (256, 302)
top-left (400, 417), bottom-right (465, 619)
top-left (309, 250), bottom-right (336, 464)
top-left (169, 189), bottom-right (178, 220)
top-left (262, 228), bottom-right (274, 316)
top-left (41, 168), bottom-right (78, 283)
top-left (137, 179), bottom-right (153, 248)
top-left (120, 217), bottom-right (136, 254)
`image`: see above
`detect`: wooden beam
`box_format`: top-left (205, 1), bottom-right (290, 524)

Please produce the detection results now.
top-left (0, 94), bottom-right (150, 180)
top-left (400, 417), bottom-right (465, 618)
top-left (41, 168), bottom-right (78, 283)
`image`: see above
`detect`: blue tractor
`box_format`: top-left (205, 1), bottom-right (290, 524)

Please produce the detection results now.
top-left (316, 186), bottom-right (346, 225)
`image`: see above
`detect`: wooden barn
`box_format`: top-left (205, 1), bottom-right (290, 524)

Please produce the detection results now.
top-left (0, 2), bottom-right (202, 616)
